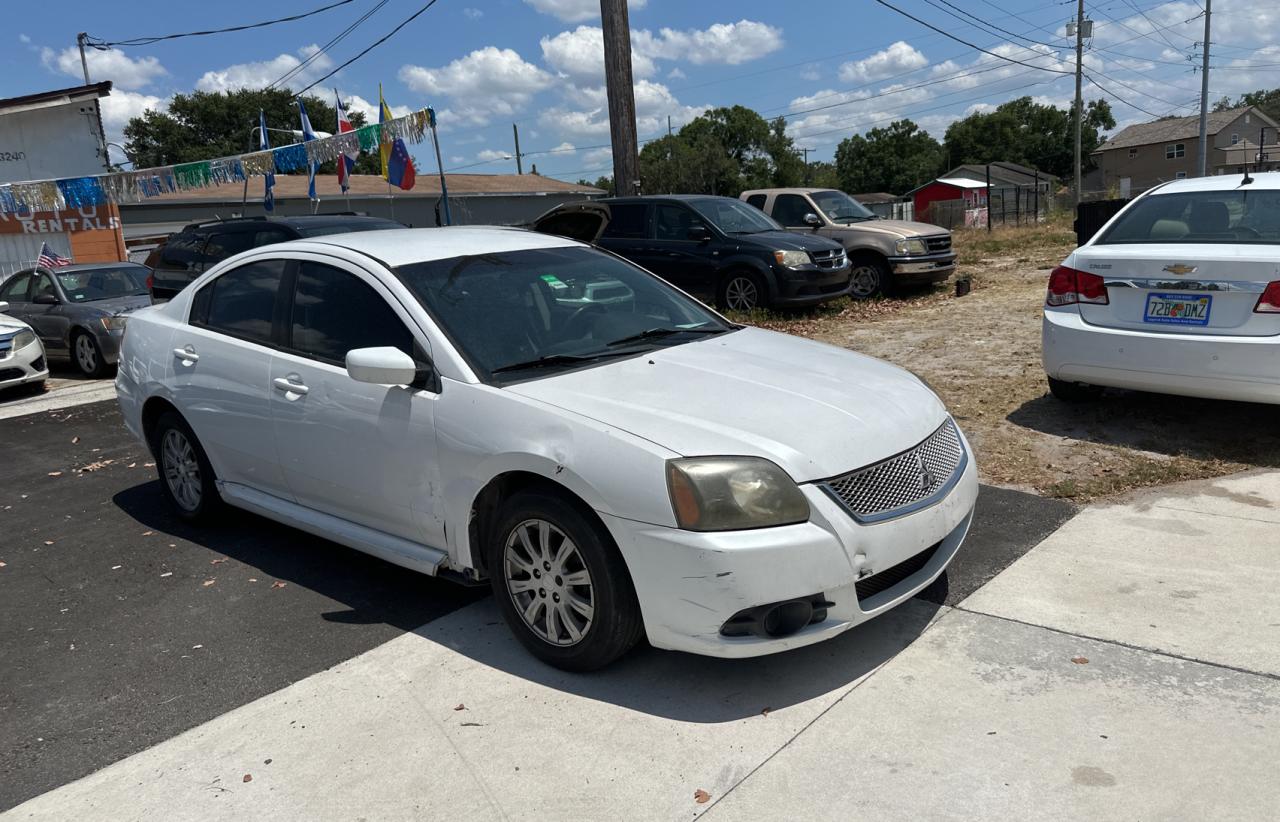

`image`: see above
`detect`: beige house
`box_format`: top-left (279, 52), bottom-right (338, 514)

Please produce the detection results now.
top-left (1092, 105), bottom-right (1279, 196)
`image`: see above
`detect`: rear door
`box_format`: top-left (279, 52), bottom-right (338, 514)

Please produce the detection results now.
top-left (1079, 189), bottom-right (1280, 337)
top-left (595, 202), bottom-right (651, 265)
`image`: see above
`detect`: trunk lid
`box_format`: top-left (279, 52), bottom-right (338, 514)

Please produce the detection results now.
top-left (1072, 244), bottom-right (1280, 336)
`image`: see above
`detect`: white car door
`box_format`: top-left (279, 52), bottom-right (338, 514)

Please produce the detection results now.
top-left (268, 256), bottom-right (444, 547)
top-left (168, 258), bottom-right (292, 498)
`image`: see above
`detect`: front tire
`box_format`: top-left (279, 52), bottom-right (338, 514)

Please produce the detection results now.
top-left (71, 330), bottom-right (109, 378)
top-left (151, 411), bottom-right (222, 522)
top-left (848, 255), bottom-right (890, 300)
top-left (488, 490), bottom-right (643, 671)
top-left (1048, 376), bottom-right (1104, 402)
top-left (717, 270), bottom-right (767, 312)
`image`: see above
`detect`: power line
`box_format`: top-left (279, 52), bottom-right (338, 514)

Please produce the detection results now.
top-left (87, 0), bottom-right (356, 48)
top-left (295, 0), bottom-right (444, 96)
top-left (269, 0), bottom-right (391, 90)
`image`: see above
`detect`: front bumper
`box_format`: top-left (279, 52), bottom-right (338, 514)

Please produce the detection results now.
top-left (888, 252), bottom-right (957, 283)
top-left (772, 263), bottom-right (853, 307)
top-left (1043, 308), bottom-right (1280, 404)
top-left (601, 435), bottom-right (979, 658)
top-left (0, 339), bottom-right (49, 389)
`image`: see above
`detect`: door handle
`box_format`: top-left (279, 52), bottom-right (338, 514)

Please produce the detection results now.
top-left (273, 376), bottom-right (309, 395)
top-left (173, 347), bottom-right (199, 363)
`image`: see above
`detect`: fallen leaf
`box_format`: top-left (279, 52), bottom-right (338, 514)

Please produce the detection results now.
top-left (111, 565), bottom-right (122, 570)
top-left (242, 774), bottom-right (253, 783)
top-left (760, 707), bottom-right (772, 717)
top-left (142, 531), bottom-right (154, 536)
top-left (248, 578), bottom-right (259, 583)
top-left (1071, 656), bottom-right (1089, 665)
top-left (127, 462), bottom-right (137, 468)
top-left (270, 581), bottom-right (287, 589)
top-left (202, 579), bottom-right (216, 587)
top-left (71, 436), bottom-right (80, 444)
top-left (168, 544), bottom-right (176, 548)
top-left (48, 471), bottom-right (62, 477)
top-left (694, 789), bottom-right (711, 804)
top-left (44, 540), bottom-right (54, 546)
top-left (453, 704), bottom-right (466, 711)
top-left (0, 561), bottom-right (7, 568)
top-left (459, 722), bottom-right (485, 727)
top-left (210, 558), bottom-right (227, 565)
top-left (143, 462), bottom-right (155, 468)
top-left (160, 572), bottom-right (173, 578)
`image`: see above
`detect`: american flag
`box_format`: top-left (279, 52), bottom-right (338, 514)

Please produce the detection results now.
top-left (37, 242), bottom-right (71, 268)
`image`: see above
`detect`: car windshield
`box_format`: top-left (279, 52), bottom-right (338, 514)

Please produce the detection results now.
top-left (688, 198), bottom-right (782, 234)
top-left (55, 266), bottom-right (149, 301)
top-left (294, 220), bottom-right (404, 237)
top-left (811, 190), bottom-right (877, 223)
top-left (394, 246), bottom-right (733, 381)
top-left (1096, 188), bottom-right (1280, 245)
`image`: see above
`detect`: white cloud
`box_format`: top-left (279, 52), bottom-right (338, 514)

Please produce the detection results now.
top-left (583, 146), bottom-right (613, 166)
top-left (540, 78), bottom-right (707, 139)
top-left (838, 41), bottom-right (928, 84)
top-left (450, 155), bottom-right (466, 163)
top-left (42, 45), bottom-right (167, 91)
top-left (541, 26), bottom-right (656, 81)
top-left (667, 67), bottom-right (686, 80)
top-left (800, 67), bottom-right (821, 82)
top-left (463, 7), bottom-right (483, 19)
top-left (196, 45), bottom-right (332, 92)
top-left (639, 20), bottom-right (783, 65)
top-left (19, 34), bottom-right (31, 44)
top-left (99, 90), bottom-right (168, 163)
top-left (523, 0), bottom-right (646, 23)
top-left (551, 141), bottom-right (576, 153)
top-left (400, 46), bottom-right (554, 126)
top-left (477, 148), bottom-right (512, 161)
top-left (339, 92), bottom-right (410, 123)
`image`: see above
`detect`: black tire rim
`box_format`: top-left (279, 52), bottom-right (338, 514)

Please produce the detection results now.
top-left (850, 264), bottom-right (881, 299)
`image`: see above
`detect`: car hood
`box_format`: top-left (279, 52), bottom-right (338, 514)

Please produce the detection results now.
top-left (835, 219), bottom-right (948, 238)
top-left (73, 295), bottom-right (152, 316)
top-left (739, 229), bottom-right (843, 253)
top-left (506, 327), bottom-right (948, 482)
top-left (0, 312), bottom-right (33, 332)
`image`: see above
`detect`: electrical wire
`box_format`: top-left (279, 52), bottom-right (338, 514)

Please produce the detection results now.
top-left (87, 0), bottom-right (356, 48)
top-left (268, 0), bottom-right (391, 90)
top-left (295, 0), bottom-right (444, 96)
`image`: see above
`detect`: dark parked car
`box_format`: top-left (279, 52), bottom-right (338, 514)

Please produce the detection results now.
top-left (0, 262), bottom-right (151, 377)
top-left (577, 195), bottom-right (851, 311)
top-left (145, 214), bottom-right (405, 301)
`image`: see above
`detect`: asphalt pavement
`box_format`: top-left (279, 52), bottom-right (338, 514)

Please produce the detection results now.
top-left (0, 398), bottom-right (1075, 813)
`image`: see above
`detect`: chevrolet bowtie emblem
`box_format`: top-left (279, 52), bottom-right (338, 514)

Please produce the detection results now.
top-left (1163, 264), bottom-right (1197, 276)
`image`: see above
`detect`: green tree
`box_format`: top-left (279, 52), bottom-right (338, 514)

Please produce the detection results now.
top-left (123, 87), bottom-right (380, 175)
top-left (833, 119), bottom-right (944, 194)
top-left (1212, 88), bottom-right (1280, 125)
top-left (638, 106), bottom-right (805, 196)
top-left (639, 133), bottom-right (738, 195)
top-left (942, 97), bottom-right (1114, 179)
top-left (577, 175), bottom-right (615, 195)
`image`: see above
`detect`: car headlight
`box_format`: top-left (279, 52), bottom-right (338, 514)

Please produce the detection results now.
top-left (100, 316), bottom-right (128, 331)
top-left (773, 250), bottom-right (811, 268)
top-left (13, 329), bottom-right (36, 350)
top-left (666, 457), bottom-right (810, 531)
top-left (895, 238), bottom-right (928, 255)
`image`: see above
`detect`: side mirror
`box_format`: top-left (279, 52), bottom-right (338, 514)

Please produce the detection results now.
top-left (33, 293), bottom-right (58, 305)
top-left (804, 213), bottom-right (822, 228)
top-left (0, 301), bottom-right (8, 313)
top-left (687, 225), bottom-right (712, 242)
top-left (346, 346), bottom-right (419, 385)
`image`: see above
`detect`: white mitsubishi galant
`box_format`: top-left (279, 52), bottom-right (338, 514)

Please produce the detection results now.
top-left (1044, 172), bottom-right (1280, 403)
top-left (116, 219), bottom-right (977, 670)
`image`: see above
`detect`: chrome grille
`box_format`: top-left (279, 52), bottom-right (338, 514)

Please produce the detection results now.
top-left (821, 419), bottom-right (965, 523)
top-left (811, 248), bottom-right (848, 270)
top-left (924, 235), bottom-right (951, 254)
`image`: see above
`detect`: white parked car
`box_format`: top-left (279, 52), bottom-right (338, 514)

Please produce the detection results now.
top-left (0, 301), bottom-right (49, 393)
top-left (1044, 172), bottom-right (1280, 403)
top-left (116, 223), bottom-right (977, 670)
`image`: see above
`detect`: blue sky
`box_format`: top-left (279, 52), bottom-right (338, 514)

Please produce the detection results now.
top-left (3, 0), bottom-right (1278, 180)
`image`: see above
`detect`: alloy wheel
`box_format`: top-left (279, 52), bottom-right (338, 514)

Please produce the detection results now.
top-left (850, 264), bottom-right (881, 299)
top-left (503, 518), bottom-right (595, 646)
top-left (161, 428), bottom-right (202, 512)
top-left (75, 335), bottom-right (97, 375)
top-left (725, 276), bottom-right (760, 311)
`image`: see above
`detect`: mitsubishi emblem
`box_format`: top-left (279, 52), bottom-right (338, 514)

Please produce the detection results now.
top-left (1163, 264), bottom-right (1197, 276)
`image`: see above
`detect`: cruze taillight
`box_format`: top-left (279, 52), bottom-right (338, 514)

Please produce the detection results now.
top-left (1046, 265), bottom-right (1108, 306)
top-left (146, 273), bottom-right (154, 292)
top-left (1255, 281), bottom-right (1280, 313)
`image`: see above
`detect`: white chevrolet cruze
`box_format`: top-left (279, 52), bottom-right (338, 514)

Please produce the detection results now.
top-left (1044, 172), bottom-right (1280, 403)
top-left (116, 222), bottom-right (977, 670)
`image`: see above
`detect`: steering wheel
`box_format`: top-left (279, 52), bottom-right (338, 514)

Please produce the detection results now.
top-left (564, 303), bottom-right (607, 338)
top-left (1235, 225), bottom-right (1261, 239)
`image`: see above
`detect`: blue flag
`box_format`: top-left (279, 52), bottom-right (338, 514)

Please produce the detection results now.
top-left (259, 110), bottom-right (274, 212)
top-left (297, 98), bottom-right (318, 202)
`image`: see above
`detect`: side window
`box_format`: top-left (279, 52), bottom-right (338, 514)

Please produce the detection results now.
top-left (31, 273), bottom-right (57, 302)
top-left (288, 262), bottom-right (414, 366)
top-left (198, 259), bottom-right (287, 344)
top-left (601, 203), bottom-right (648, 239)
top-left (744, 194), bottom-right (767, 210)
top-left (0, 273), bottom-right (32, 303)
top-left (773, 194), bottom-right (814, 226)
top-left (654, 205), bottom-right (697, 241)
top-left (204, 229), bottom-right (294, 264)
top-left (160, 234), bottom-right (209, 272)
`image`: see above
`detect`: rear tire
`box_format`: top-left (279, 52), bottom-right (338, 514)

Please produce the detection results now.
top-left (488, 490), bottom-right (643, 671)
top-left (1048, 376), bottom-right (1104, 402)
top-left (151, 411), bottom-right (222, 522)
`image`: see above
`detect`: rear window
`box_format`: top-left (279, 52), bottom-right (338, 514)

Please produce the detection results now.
top-left (1096, 189), bottom-right (1280, 245)
top-left (601, 204), bottom-right (648, 239)
top-left (159, 234), bottom-right (208, 270)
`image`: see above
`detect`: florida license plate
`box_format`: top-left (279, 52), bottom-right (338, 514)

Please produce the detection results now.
top-left (1144, 293), bottom-right (1211, 326)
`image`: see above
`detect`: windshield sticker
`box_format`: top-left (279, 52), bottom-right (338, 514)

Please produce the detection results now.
top-left (539, 274), bottom-right (569, 290)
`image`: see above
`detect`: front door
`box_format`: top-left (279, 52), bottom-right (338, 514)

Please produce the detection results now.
top-left (649, 203), bottom-right (719, 299)
top-left (25, 272), bottom-right (73, 358)
top-left (269, 258), bottom-right (443, 547)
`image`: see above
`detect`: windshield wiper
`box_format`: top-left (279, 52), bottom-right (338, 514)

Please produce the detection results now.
top-left (605, 326), bottom-right (728, 347)
top-left (490, 350), bottom-right (637, 375)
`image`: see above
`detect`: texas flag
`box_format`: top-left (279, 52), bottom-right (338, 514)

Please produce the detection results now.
top-left (334, 90), bottom-right (357, 193)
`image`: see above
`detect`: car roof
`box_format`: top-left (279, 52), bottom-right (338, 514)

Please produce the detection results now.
top-left (180, 214), bottom-right (401, 233)
top-left (739, 188), bottom-right (832, 196)
top-left (600, 194), bottom-right (739, 204)
top-left (1143, 171), bottom-right (1280, 195)
top-left (271, 226), bottom-right (583, 268)
top-left (19, 261), bottom-right (147, 274)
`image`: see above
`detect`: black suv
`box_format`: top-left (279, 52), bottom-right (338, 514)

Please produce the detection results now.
top-left (590, 195), bottom-right (851, 311)
top-left (144, 214), bottom-right (404, 301)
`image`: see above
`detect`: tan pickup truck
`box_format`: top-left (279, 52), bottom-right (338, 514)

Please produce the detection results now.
top-left (740, 188), bottom-right (957, 299)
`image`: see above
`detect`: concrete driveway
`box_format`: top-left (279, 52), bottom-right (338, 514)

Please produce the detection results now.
top-left (5, 455), bottom-right (1276, 820)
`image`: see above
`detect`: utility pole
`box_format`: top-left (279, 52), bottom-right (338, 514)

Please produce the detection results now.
top-left (667, 115), bottom-right (672, 137)
top-left (1072, 0), bottom-right (1085, 207)
top-left (600, 0), bottom-right (640, 196)
top-left (1196, 0), bottom-right (1212, 177)
top-left (76, 32), bottom-right (110, 172)
top-left (76, 33), bottom-right (91, 84)
top-left (800, 147), bottom-right (811, 185)
top-left (512, 123), bottom-right (524, 174)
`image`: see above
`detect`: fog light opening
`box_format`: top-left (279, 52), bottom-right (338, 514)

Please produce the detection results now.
top-left (762, 600), bottom-right (813, 638)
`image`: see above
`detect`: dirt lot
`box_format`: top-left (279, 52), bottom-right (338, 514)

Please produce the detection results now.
top-left (732, 216), bottom-right (1280, 501)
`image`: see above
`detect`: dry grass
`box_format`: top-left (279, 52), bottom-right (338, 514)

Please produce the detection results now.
top-left (729, 214), bottom-right (1280, 502)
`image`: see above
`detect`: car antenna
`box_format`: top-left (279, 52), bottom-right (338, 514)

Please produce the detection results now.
top-left (1241, 126), bottom-right (1265, 187)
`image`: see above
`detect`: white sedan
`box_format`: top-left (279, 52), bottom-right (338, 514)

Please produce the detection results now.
top-left (115, 224), bottom-right (977, 670)
top-left (1044, 172), bottom-right (1280, 403)
top-left (0, 300), bottom-right (49, 393)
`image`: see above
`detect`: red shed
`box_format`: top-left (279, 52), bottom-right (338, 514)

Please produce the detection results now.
top-left (908, 177), bottom-right (987, 224)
